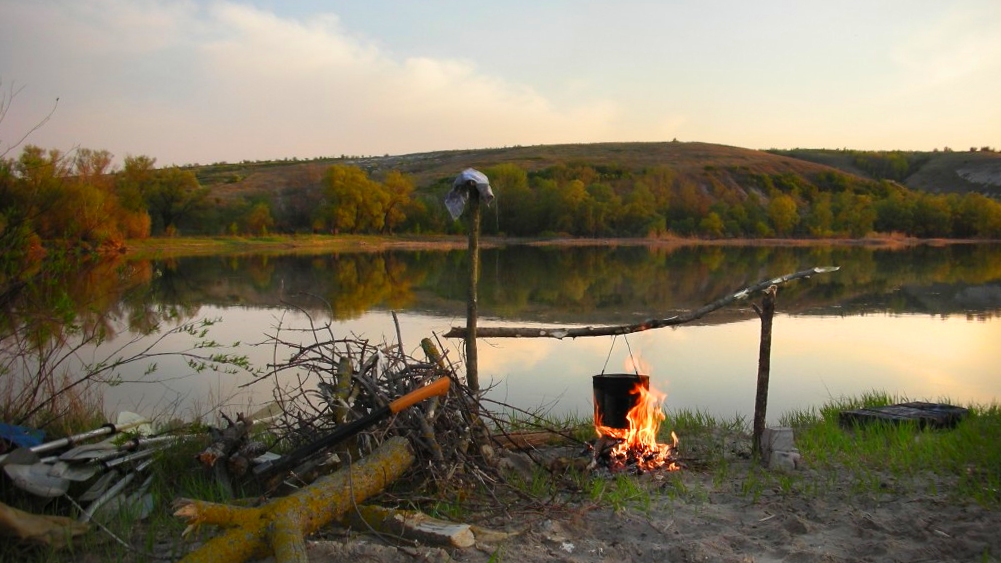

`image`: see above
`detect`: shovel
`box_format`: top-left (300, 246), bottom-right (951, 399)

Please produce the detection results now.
top-left (253, 377), bottom-right (450, 480)
top-left (75, 447), bottom-right (166, 501)
top-left (3, 459), bottom-right (73, 497)
top-left (0, 411), bottom-right (149, 465)
top-left (79, 458), bottom-right (155, 523)
top-left (59, 434), bottom-right (178, 462)
top-left (3, 437), bottom-right (167, 499)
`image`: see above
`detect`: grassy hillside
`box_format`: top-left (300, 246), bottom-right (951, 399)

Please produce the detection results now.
top-left (176, 141), bottom-right (1001, 240)
top-left (196, 141), bottom-right (871, 200)
top-left (769, 148), bottom-right (1001, 197)
top-left (194, 142), bottom-right (1001, 202)
top-left (905, 151), bottom-right (1001, 196)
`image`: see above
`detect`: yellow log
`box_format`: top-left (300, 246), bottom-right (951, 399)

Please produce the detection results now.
top-left (175, 436), bottom-right (414, 563)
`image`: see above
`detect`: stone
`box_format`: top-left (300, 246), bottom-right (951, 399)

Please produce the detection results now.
top-left (761, 427), bottom-right (796, 453)
top-left (768, 450), bottom-right (801, 471)
top-left (761, 427), bottom-right (800, 471)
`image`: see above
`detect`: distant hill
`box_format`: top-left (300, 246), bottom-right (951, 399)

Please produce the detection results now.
top-left (193, 141), bottom-right (1001, 200)
top-left (178, 141), bottom-right (1001, 239)
top-left (767, 148), bottom-right (1001, 198)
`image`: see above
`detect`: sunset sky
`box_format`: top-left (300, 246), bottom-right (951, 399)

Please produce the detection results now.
top-left (2, 0), bottom-right (999, 166)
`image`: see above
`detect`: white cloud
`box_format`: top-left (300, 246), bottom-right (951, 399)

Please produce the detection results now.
top-left (1, 0), bottom-right (625, 164)
top-left (3, 0), bottom-right (997, 161)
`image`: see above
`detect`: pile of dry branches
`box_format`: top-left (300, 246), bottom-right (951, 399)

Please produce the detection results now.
top-left (245, 312), bottom-right (514, 502)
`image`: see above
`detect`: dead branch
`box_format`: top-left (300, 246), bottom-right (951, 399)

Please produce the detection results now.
top-left (442, 266), bottom-right (839, 339)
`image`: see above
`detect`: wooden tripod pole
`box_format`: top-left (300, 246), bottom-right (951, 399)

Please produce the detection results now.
top-left (752, 285), bottom-right (776, 457)
top-left (465, 185), bottom-right (481, 393)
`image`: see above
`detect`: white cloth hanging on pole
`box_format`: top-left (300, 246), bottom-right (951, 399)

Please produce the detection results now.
top-left (445, 168), bottom-right (494, 220)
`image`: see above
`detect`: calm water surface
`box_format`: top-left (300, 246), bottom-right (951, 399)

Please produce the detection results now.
top-left (71, 243), bottom-right (1001, 424)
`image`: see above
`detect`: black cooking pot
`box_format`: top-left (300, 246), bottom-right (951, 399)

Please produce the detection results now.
top-left (593, 373), bottom-right (649, 429)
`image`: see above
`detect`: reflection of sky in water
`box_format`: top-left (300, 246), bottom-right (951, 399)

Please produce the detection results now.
top-left (96, 307), bottom-right (1001, 426)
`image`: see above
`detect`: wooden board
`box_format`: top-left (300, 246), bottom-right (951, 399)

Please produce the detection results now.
top-left (839, 402), bottom-right (969, 430)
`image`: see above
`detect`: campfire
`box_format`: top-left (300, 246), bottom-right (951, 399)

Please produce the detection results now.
top-left (593, 373), bottom-right (680, 473)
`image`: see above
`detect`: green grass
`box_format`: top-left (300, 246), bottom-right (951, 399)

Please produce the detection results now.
top-left (782, 391), bottom-right (1001, 505)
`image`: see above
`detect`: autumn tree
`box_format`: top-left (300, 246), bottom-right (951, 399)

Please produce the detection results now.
top-left (380, 170), bottom-right (414, 234)
top-left (12, 145), bottom-right (70, 238)
top-left (832, 193), bottom-right (876, 237)
top-left (484, 163), bottom-right (534, 235)
top-left (911, 194), bottom-right (952, 237)
top-left (620, 182), bottom-right (661, 236)
top-left (804, 193), bottom-right (834, 237)
top-left (116, 155), bottom-right (156, 212)
top-left (144, 166), bottom-right (206, 235)
top-left (768, 193), bottom-right (799, 236)
top-left (322, 164), bottom-right (387, 234)
top-left (952, 193), bottom-right (1001, 238)
top-left (63, 148), bottom-right (118, 244)
top-left (699, 211), bottom-right (725, 238)
top-left (582, 182), bottom-right (621, 237)
top-left (874, 186), bottom-right (915, 235)
top-left (245, 202), bottom-right (274, 236)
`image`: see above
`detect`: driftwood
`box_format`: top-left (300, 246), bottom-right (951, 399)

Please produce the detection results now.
top-left (339, 505), bottom-right (523, 548)
top-left (197, 413), bottom-right (256, 470)
top-left (174, 436), bottom-right (413, 563)
top-left (341, 505), bottom-right (475, 548)
top-left (443, 266), bottom-right (839, 339)
top-left (0, 500), bottom-right (89, 548)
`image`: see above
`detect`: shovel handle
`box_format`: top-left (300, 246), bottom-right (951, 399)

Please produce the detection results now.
top-left (389, 377), bottom-right (450, 414)
top-left (254, 377), bottom-right (451, 480)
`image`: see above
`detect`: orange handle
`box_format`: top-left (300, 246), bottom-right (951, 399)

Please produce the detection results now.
top-left (389, 377), bottom-right (450, 414)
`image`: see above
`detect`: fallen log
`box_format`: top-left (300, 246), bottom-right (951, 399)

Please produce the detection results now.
top-left (443, 266), bottom-right (839, 339)
top-left (174, 436), bottom-right (414, 563)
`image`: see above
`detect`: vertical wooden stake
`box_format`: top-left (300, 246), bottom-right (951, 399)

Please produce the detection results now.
top-left (752, 285), bottom-right (777, 459)
top-left (465, 186), bottom-right (481, 393)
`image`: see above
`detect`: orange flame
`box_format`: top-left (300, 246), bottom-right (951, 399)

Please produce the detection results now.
top-left (595, 381), bottom-right (680, 472)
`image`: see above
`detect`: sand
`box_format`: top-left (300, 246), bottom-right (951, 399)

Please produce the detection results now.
top-left (288, 455), bottom-right (1001, 563)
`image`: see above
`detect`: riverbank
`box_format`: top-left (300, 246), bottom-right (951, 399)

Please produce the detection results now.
top-left (123, 234), bottom-right (472, 259)
top-left (124, 233), bottom-right (991, 260)
top-left (274, 401), bottom-right (1001, 563)
top-left (8, 401), bottom-right (998, 563)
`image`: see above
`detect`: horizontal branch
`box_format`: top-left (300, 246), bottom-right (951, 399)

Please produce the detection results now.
top-left (442, 266), bottom-right (839, 340)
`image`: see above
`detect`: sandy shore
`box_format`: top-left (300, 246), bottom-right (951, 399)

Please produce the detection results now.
top-left (247, 453), bottom-right (1001, 563)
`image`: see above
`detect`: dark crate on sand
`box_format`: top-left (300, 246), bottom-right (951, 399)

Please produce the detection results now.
top-left (839, 402), bottom-right (969, 429)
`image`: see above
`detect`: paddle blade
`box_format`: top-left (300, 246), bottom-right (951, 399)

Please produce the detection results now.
top-left (114, 411), bottom-right (152, 436)
top-left (3, 463), bottom-right (70, 497)
top-left (78, 471), bottom-right (118, 502)
top-left (49, 461), bottom-right (100, 482)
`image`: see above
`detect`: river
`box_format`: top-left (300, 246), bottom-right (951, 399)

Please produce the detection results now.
top-left (9, 242), bottom-right (1001, 426)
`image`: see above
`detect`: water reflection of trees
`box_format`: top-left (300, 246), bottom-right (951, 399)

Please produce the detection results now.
top-left (13, 244), bottom-right (1001, 338)
top-left (0, 255), bottom-right (200, 426)
top-left (130, 244), bottom-right (1001, 324)
top-left (482, 244), bottom-right (1001, 320)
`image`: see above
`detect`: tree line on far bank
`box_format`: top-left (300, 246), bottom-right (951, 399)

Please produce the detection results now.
top-left (3, 143), bottom-right (1001, 259)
